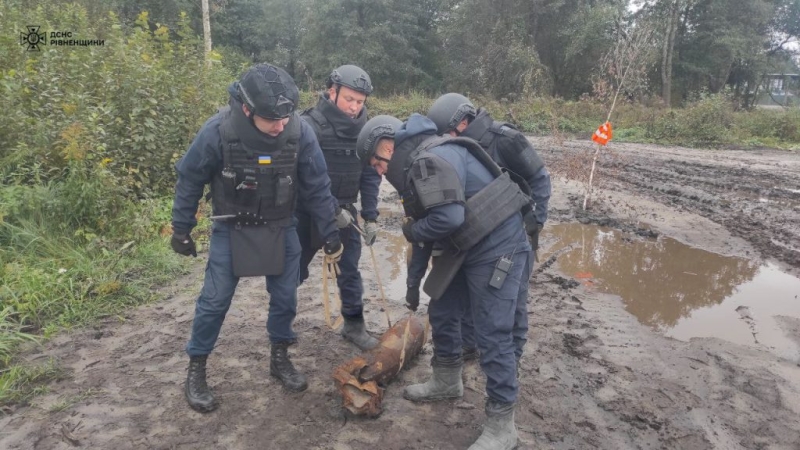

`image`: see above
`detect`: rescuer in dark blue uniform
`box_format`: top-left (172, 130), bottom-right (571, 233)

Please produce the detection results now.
top-left (357, 113), bottom-right (530, 450)
top-left (405, 93), bottom-right (552, 366)
top-left (297, 65), bottom-right (381, 350)
top-left (170, 64), bottom-right (343, 412)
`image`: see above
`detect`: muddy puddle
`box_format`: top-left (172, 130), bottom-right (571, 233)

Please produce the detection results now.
top-left (542, 223), bottom-right (800, 360)
top-left (368, 231), bottom-right (410, 298)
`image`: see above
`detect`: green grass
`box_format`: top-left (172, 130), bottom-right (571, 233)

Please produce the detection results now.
top-left (0, 192), bottom-right (204, 407)
top-left (47, 388), bottom-right (102, 412)
top-left (0, 360), bottom-right (62, 406)
top-left (0, 309), bottom-right (38, 366)
top-left (1, 223), bottom-right (190, 331)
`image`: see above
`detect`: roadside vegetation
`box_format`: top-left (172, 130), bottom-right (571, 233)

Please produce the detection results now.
top-left (0, 4), bottom-right (226, 405)
top-left (367, 93), bottom-right (800, 149)
top-left (1, 1), bottom-right (798, 407)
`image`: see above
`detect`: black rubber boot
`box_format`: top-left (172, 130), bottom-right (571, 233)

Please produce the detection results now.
top-left (270, 341), bottom-right (308, 392)
top-left (341, 315), bottom-right (379, 350)
top-left (462, 346), bottom-right (480, 361)
top-left (403, 355), bottom-right (464, 402)
top-left (468, 399), bottom-right (518, 450)
top-left (185, 355), bottom-right (218, 413)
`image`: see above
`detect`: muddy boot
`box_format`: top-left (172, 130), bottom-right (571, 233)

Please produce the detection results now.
top-left (462, 346), bottom-right (479, 361)
top-left (270, 341), bottom-right (308, 392)
top-left (185, 355), bottom-right (218, 413)
top-left (341, 315), bottom-right (379, 350)
top-left (468, 399), bottom-right (518, 450)
top-left (403, 355), bottom-right (463, 402)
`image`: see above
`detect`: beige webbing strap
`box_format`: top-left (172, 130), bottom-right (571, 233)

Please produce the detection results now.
top-left (368, 245), bottom-right (393, 329)
top-left (424, 315), bottom-right (430, 344)
top-left (396, 242), bottom-right (430, 374)
top-left (321, 259), bottom-right (344, 330)
top-left (397, 312), bottom-right (413, 375)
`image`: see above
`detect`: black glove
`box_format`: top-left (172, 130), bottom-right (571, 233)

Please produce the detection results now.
top-left (402, 218), bottom-right (416, 243)
top-left (171, 232), bottom-right (197, 257)
top-left (405, 285), bottom-right (420, 312)
top-left (323, 238), bottom-right (344, 264)
top-left (529, 221), bottom-right (543, 252)
top-left (523, 210), bottom-right (538, 236)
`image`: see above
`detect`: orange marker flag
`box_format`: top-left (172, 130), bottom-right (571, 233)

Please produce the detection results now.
top-left (592, 121), bottom-right (613, 146)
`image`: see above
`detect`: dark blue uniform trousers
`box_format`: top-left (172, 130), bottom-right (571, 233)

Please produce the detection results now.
top-left (428, 251), bottom-right (528, 404)
top-left (461, 249), bottom-right (533, 360)
top-left (296, 207), bottom-right (364, 317)
top-left (185, 221), bottom-right (301, 356)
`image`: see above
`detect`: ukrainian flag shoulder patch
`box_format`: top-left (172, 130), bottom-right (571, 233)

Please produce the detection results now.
top-left (258, 156), bottom-right (272, 165)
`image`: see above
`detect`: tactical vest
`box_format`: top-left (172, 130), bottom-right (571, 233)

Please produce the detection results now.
top-left (465, 115), bottom-right (545, 181)
top-left (210, 107), bottom-right (300, 223)
top-left (405, 135), bottom-right (530, 252)
top-left (303, 108), bottom-right (362, 204)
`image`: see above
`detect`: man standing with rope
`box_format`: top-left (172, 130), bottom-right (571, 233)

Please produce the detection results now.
top-left (170, 64), bottom-right (343, 411)
top-left (297, 65), bottom-right (382, 350)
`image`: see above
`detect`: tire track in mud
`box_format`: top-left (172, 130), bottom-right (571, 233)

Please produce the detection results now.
top-left (522, 279), bottom-right (698, 449)
top-left (546, 141), bottom-right (800, 270)
top-left (521, 268), bottom-right (800, 449)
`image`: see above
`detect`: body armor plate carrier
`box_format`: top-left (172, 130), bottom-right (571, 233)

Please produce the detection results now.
top-left (211, 106), bottom-right (301, 225)
top-left (466, 111), bottom-right (545, 181)
top-left (303, 97), bottom-right (365, 204)
top-left (408, 135), bottom-right (530, 252)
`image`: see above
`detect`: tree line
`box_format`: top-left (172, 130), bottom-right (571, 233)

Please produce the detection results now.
top-left (75, 0), bottom-right (800, 107)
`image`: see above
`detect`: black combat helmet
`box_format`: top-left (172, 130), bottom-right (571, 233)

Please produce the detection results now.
top-left (356, 115), bottom-right (402, 166)
top-left (327, 65), bottom-right (373, 96)
top-left (426, 93), bottom-right (477, 135)
top-left (237, 64), bottom-right (299, 120)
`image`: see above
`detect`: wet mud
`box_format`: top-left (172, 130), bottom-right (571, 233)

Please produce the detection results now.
top-left (543, 139), bottom-right (800, 271)
top-left (1, 140), bottom-right (800, 449)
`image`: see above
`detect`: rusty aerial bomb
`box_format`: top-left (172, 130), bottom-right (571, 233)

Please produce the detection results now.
top-left (332, 315), bottom-right (426, 417)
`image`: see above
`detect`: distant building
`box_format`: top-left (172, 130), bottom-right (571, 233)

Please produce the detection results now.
top-left (755, 73), bottom-right (799, 108)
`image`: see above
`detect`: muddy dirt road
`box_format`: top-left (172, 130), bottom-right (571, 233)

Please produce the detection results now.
top-left (1, 140), bottom-right (799, 449)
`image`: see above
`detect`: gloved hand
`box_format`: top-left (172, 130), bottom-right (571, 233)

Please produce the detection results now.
top-left (405, 285), bottom-right (420, 312)
top-left (401, 218), bottom-right (416, 243)
top-left (523, 210), bottom-right (538, 237)
top-left (335, 207), bottom-right (355, 229)
top-left (323, 238), bottom-right (344, 264)
top-left (528, 223), bottom-right (544, 253)
top-left (171, 232), bottom-right (197, 257)
top-left (363, 221), bottom-right (378, 246)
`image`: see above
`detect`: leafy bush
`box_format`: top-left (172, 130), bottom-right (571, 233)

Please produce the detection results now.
top-left (358, 91), bottom-right (799, 149)
top-left (0, 2), bottom-right (221, 404)
top-left (0, 5), bottom-right (234, 198)
top-left (367, 92), bottom-right (435, 120)
top-left (734, 108), bottom-right (800, 146)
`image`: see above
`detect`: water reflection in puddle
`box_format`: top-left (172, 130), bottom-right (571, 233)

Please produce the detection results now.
top-left (543, 223), bottom-right (800, 360)
top-left (359, 228), bottom-right (413, 307)
top-left (380, 231), bottom-right (411, 288)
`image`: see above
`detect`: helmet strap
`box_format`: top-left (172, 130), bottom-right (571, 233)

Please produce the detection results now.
top-left (245, 105), bottom-right (258, 129)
